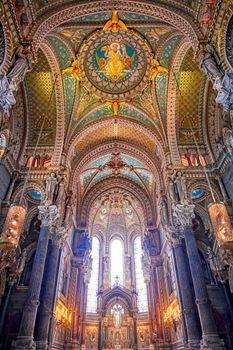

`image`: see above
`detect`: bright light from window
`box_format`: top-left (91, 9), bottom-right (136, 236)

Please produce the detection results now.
top-left (111, 239), bottom-right (124, 286)
top-left (86, 236), bottom-right (100, 313)
top-left (134, 236), bottom-right (148, 313)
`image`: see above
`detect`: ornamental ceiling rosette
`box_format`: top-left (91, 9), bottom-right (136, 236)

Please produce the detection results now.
top-left (79, 29), bottom-right (152, 101)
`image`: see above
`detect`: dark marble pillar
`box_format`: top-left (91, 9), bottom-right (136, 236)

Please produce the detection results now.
top-left (97, 319), bottom-right (102, 350)
top-left (151, 258), bottom-right (164, 342)
top-left (71, 257), bottom-right (84, 350)
top-left (170, 227), bottom-right (200, 349)
top-left (35, 226), bottom-right (66, 350)
top-left (0, 274), bottom-right (16, 337)
top-left (11, 205), bottom-right (58, 350)
top-left (133, 318), bottom-right (138, 350)
top-left (173, 203), bottom-right (225, 349)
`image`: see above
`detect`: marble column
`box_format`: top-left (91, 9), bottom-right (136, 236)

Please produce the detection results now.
top-left (133, 318), bottom-right (138, 350)
top-left (11, 205), bottom-right (58, 350)
top-left (151, 258), bottom-right (164, 343)
top-left (72, 257), bottom-right (84, 349)
top-left (0, 274), bottom-right (17, 337)
top-left (97, 318), bottom-right (102, 350)
top-left (173, 203), bottom-right (225, 349)
top-left (169, 226), bottom-right (200, 349)
top-left (35, 226), bottom-right (66, 350)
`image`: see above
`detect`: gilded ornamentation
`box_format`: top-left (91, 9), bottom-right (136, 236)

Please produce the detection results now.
top-left (150, 58), bottom-right (168, 81)
top-left (62, 55), bottom-right (81, 81)
top-left (103, 11), bottom-right (128, 33)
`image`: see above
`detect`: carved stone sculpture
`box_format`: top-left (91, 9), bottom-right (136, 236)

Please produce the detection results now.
top-left (214, 73), bottom-right (233, 111)
top-left (168, 171), bottom-right (188, 205)
top-left (44, 172), bottom-right (58, 205)
top-left (7, 44), bottom-right (33, 91)
top-left (199, 44), bottom-right (223, 82)
top-left (0, 75), bottom-right (16, 113)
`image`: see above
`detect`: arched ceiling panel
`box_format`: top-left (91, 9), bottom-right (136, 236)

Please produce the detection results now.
top-left (176, 48), bottom-right (206, 145)
top-left (25, 49), bottom-right (56, 146)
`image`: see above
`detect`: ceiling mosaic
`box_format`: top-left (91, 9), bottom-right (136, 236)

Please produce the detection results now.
top-left (79, 29), bottom-right (152, 100)
top-left (76, 123), bottom-right (156, 154)
top-left (80, 153), bottom-right (153, 194)
top-left (176, 48), bottom-right (206, 145)
top-left (89, 189), bottom-right (145, 233)
top-left (25, 49), bottom-right (56, 146)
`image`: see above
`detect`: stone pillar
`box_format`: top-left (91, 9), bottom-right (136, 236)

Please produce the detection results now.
top-left (169, 226), bottom-right (200, 349)
top-left (133, 318), bottom-right (138, 350)
top-left (11, 205), bottom-right (58, 350)
top-left (72, 257), bottom-right (84, 349)
top-left (151, 258), bottom-right (164, 343)
top-left (97, 318), bottom-right (102, 350)
top-left (173, 203), bottom-right (225, 350)
top-left (35, 226), bottom-right (66, 350)
top-left (0, 274), bottom-right (17, 337)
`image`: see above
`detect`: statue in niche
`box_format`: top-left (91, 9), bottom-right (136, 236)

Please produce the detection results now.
top-left (55, 174), bottom-right (65, 205)
top-left (199, 44), bottom-right (223, 82)
top-left (159, 194), bottom-right (170, 226)
top-left (168, 171), bottom-right (188, 205)
top-left (7, 44), bottom-right (34, 90)
top-left (214, 73), bottom-right (233, 112)
top-left (64, 190), bottom-right (74, 226)
top-left (44, 172), bottom-right (58, 205)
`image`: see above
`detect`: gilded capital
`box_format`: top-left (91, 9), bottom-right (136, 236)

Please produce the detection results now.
top-left (38, 205), bottom-right (59, 227)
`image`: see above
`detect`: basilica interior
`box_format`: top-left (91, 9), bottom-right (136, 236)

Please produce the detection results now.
top-left (1, 1), bottom-right (233, 349)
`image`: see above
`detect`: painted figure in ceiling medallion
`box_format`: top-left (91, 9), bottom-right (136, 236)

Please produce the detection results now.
top-left (95, 40), bottom-right (136, 83)
top-left (79, 29), bottom-right (151, 100)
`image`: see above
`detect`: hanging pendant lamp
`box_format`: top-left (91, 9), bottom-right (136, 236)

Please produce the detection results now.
top-left (0, 204), bottom-right (27, 251)
top-left (208, 202), bottom-right (233, 247)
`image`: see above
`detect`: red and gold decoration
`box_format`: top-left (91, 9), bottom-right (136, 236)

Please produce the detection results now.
top-left (55, 298), bottom-right (72, 328)
top-left (208, 202), bottom-right (233, 247)
top-left (164, 298), bottom-right (180, 323)
top-left (0, 204), bottom-right (26, 251)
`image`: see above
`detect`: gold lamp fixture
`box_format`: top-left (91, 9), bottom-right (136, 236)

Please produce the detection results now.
top-left (208, 202), bottom-right (233, 247)
top-left (0, 204), bottom-right (27, 250)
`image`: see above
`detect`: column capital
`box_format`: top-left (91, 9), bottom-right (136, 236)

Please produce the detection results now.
top-left (38, 205), bottom-right (59, 227)
top-left (172, 202), bottom-right (195, 229)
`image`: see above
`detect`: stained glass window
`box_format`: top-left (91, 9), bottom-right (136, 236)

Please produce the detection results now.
top-left (111, 239), bottom-right (124, 286)
top-left (134, 236), bottom-right (148, 313)
top-left (86, 236), bottom-right (100, 313)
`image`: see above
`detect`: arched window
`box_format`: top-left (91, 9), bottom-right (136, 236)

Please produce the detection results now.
top-left (134, 236), bottom-right (148, 313)
top-left (86, 236), bottom-right (100, 313)
top-left (110, 239), bottom-right (123, 286)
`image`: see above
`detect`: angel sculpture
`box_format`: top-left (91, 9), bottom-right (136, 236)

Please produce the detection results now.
top-left (150, 58), bottom-right (168, 81)
top-left (103, 11), bottom-right (128, 33)
top-left (62, 56), bottom-right (81, 80)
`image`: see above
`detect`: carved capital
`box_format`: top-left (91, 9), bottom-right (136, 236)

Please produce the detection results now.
top-left (38, 205), bottom-right (59, 227)
top-left (172, 203), bottom-right (195, 229)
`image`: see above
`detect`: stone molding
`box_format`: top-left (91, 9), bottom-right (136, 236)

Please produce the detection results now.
top-left (172, 203), bottom-right (195, 228)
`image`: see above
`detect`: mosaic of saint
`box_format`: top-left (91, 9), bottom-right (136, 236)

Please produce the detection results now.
top-left (80, 31), bottom-right (151, 99)
top-left (94, 41), bottom-right (137, 83)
